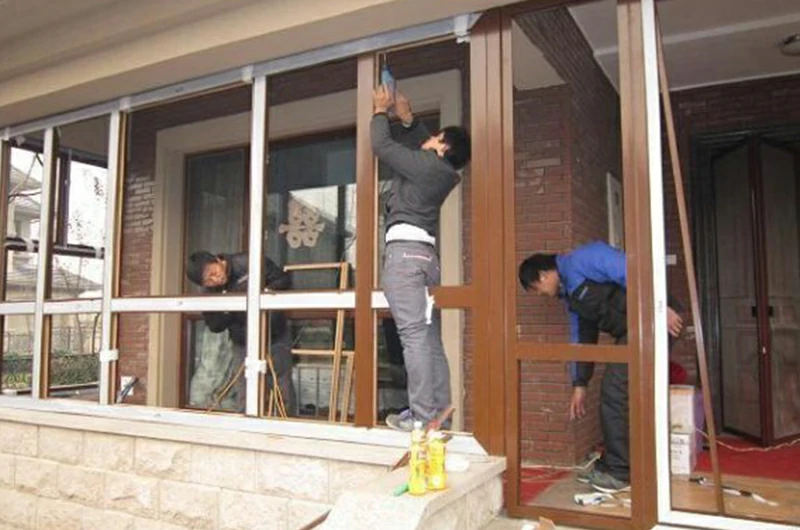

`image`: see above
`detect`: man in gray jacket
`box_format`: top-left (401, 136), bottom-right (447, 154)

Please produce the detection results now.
top-left (371, 85), bottom-right (471, 431)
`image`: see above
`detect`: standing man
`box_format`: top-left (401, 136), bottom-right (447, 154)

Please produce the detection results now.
top-left (371, 85), bottom-right (471, 431)
top-left (518, 241), bottom-right (683, 493)
top-left (186, 250), bottom-right (296, 416)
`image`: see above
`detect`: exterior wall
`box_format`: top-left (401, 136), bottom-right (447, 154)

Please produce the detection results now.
top-left (663, 73), bottom-right (800, 384)
top-left (0, 418), bottom-right (385, 530)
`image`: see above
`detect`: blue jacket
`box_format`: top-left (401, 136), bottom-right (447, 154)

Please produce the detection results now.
top-left (556, 242), bottom-right (626, 385)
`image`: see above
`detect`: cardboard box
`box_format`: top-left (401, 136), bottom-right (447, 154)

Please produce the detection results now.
top-left (670, 432), bottom-right (697, 475)
top-left (670, 384), bottom-right (705, 451)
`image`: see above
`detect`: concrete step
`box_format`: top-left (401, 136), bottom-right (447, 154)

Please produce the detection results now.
top-left (320, 455), bottom-right (506, 530)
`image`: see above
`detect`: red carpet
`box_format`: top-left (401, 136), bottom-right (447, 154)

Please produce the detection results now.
top-left (518, 467), bottom-right (571, 504)
top-left (696, 438), bottom-right (800, 481)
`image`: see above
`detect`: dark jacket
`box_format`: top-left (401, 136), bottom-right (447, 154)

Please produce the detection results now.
top-left (202, 252), bottom-right (291, 346)
top-left (371, 114), bottom-right (460, 237)
top-left (567, 280), bottom-right (682, 386)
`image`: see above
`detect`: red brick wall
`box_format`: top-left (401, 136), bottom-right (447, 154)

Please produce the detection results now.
top-left (514, 6), bottom-right (621, 465)
top-left (663, 73), bottom-right (800, 385)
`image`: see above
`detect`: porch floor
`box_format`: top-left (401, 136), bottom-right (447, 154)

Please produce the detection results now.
top-left (522, 471), bottom-right (800, 525)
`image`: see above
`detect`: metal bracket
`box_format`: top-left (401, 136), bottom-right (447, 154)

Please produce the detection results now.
top-left (454, 14), bottom-right (471, 43)
top-left (245, 357), bottom-right (267, 379)
top-left (99, 349), bottom-right (119, 363)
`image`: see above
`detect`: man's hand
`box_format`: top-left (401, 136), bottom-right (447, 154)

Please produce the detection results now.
top-left (395, 91), bottom-right (414, 125)
top-left (667, 307), bottom-right (684, 338)
top-left (569, 386), bottom-right (587, 420)
top-left (373, 85), bottom-right (394, 114)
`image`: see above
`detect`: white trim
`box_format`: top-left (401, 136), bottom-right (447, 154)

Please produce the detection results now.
top-left (100, 111), bottom-right (121, 405)
top-left (640, 0), bottom-right (672, 521)
top-left (31, 128), bottom-right (57, 399)
top-left (43, 299), bottom-right (102, 315)
top-left (0, 302), bottom-right (36, 315)
top-left (260, 291), bottom-right (355, 310)
top-left (0, 396), bottom-right (487, 457)
top-left (246, 76), bottom-right (268, 416)
top-left (110, 296), bottom-right (246, 313)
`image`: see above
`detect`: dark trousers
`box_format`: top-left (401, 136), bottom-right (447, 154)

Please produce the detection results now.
top-left (595, 362), bottom-right (630, 481)
top-left (382, 241), bottom-right (451, 423)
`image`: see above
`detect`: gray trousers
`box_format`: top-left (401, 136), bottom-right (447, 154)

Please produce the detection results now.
top-left (382, 241), bottom-right (451, 423)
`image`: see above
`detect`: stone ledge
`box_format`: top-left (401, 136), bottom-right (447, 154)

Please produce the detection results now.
top-left (0, 399), bottom-right (485, 468)
top-left (321, 455), bottom-right (506, 530)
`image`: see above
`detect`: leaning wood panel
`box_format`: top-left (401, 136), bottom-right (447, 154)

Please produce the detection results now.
top-left (655, 18), bottom-right (725, 514)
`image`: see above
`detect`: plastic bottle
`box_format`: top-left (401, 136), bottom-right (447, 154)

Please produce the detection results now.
top-left (381, 64), bottom-right (396, 98)
top-left (427, 430), bottom-right (447, 491)
top-left (408, 421), bottom-right (427, 496)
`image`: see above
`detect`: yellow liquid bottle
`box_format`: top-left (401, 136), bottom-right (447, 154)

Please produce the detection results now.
top-left (408, 421), bottom-right (427, 496)
top-left (427, 431), bottom-right (447, 491)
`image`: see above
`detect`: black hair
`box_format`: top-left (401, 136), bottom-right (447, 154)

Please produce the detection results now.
top-left (518, 253), bottom-right (558, 290)
top-left (439, 126), bottom-right (471, 170)
top-left (186, 250), bottom-right (217, 285)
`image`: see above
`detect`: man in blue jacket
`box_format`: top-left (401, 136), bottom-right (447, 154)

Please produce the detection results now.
top-left (518, 241), bottom-right (683, 493)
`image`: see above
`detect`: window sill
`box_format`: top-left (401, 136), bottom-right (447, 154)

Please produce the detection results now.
top-left (0, 396), bottom-right (485, 466)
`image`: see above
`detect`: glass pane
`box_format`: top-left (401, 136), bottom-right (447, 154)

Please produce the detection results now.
top-left (281, 309), bottom-right (355, 422)
top-left (48, 313), bottom-right (101, 401)
top-left (120, 85), bottom-right (252, 297)
top-left (518, 359), bottom-right (631, 519)
top-left (51, 255), bottom-right (103, 299)
top-left (5, 250), bottom-right (39, 302)
top-left (513, 2), bottom-right (628, 346)
top-left (266, 131), bottom-right (356, 290)
top-left (118, 310), bottom-right (248, 414)
top-left (183, 315), bottom-right (244, 413)
top-left (376, 41), bottom-right (470, 288)
top-left (265, 58), bottom-right (357, 291)
top-left (184, 148), bottom-right (247, 294)
top-left (1, 315), bottom-right (34, 396)
top-left (7, 143), bottom-right (43, 240)
top-left (59, 116), bottom-right (109, 249)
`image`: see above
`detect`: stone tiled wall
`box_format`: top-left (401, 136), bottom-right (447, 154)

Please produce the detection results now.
top-left (0, 420), bottom-right (386, 530)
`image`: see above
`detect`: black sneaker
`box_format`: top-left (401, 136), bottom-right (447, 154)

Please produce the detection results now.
top-left (576, 468), bottom-right (597, 484)
top-left (589, 471), bottom-right (630, 493)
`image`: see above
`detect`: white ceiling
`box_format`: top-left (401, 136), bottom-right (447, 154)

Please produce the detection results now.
top-left (569, 0), bottom-right (800, 91)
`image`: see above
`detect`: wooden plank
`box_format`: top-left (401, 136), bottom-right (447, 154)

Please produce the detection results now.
top-left (354, 53), bottom-right (377, 427)
top-left (655, 17), bottom-right (725, 515)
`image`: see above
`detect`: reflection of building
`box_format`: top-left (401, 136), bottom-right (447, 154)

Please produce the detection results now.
top-left (4, 164), bottom-right (101, 358)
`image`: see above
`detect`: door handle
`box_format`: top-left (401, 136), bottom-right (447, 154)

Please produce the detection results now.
top-left (751, 305), bottom-right (775, 317)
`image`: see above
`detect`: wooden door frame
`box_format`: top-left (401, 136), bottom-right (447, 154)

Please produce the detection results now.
top-left (488, 0), bottom-right (659, 527)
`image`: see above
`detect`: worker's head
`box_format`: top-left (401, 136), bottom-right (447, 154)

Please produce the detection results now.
top-left (518, 253), bottom-right (560, 297)
top-left (186, 251), bottom-right (228, 288)
top-left (422, 126), bottom-right (471, 170)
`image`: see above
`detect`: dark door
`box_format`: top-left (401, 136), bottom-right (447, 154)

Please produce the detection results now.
top-left (713, 138), bottom-right (800, 445)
